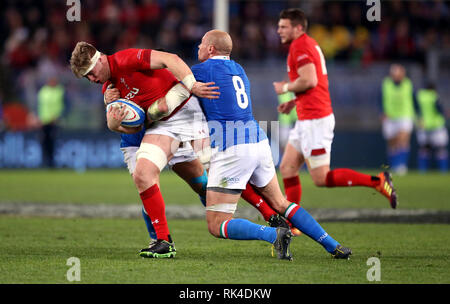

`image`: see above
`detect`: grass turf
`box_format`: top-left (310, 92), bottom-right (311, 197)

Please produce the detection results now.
top-left (0, 217), bottom-right (449, 284)
top-left (0, 169), bottom-right (449, 210)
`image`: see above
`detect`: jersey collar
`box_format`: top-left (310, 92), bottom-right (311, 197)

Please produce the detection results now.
top-left (210, 55), bottom-right (230, 60)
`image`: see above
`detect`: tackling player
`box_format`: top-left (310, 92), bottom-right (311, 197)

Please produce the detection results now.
top-left (70, 42), bottom-right (218, 258)
top-left (273, 9), bottom-right (398, 209)
top-left (192, 30), bottom-right (352, 260)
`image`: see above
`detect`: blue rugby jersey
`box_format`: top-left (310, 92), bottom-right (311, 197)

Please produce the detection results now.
top-left (120, 128), bottom-right (145, 148)
top-left (191, 56), bottom-right (267, 151)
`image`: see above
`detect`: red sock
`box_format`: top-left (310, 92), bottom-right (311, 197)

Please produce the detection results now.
top-left (241, 183), bottom-right (277, 221)
top-left (283, 176), bottom-right (301, 204)
top-left (139, 184), bottom-right (170, 241)
top-left (325, 168), bottom-right (380, 188)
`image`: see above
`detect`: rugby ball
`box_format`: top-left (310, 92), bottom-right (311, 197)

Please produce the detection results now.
top-left (106, 99), bottom-right (145, 127)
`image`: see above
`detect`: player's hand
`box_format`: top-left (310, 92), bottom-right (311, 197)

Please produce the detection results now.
top-left (273, 81), bottom-right (287, 95)
top-left (192, 81), bottom-right (220, 99)
top-left (106, 104), bottom-right (128, 131)
top-left (104, 87), bottom-right (121, 105)
top-left (278, 100), bottom-right (296, 114)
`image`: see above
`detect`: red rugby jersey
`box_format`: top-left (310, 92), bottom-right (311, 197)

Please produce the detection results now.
top-left (287, 33), bottom-right (333, 120)
top-left (102, 48), bottom-right (178, 111)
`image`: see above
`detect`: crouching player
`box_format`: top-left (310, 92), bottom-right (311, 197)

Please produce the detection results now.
top-left (193, 30), bottom-right (352, 260)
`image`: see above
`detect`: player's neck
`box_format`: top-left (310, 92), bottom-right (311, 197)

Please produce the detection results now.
top-left (293, 31), bottom-right (305, 40)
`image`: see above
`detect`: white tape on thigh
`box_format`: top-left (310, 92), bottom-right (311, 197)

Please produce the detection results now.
top-left (136, 143), bottom-right (168, 172)
top-left (165, 83), bottom-right (191, 113)
top-left (205, 203), bottom-right (237, 214)
top-left (307, 153), bottom-right (330, 169)
top-left (196, 146), bottom-right (212, 167)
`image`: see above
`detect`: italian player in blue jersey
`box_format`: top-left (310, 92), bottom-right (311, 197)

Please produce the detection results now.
top-left (192, 30), bottom-right (352, 260)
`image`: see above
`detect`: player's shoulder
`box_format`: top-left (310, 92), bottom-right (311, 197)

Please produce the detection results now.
top-left (291, 34), bottom-right (317, 51)
top-left (111, 48), bottom-right (151, 61)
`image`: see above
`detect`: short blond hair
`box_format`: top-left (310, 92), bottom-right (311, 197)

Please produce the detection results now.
top-left (70, 41), bottom-right (98, 78)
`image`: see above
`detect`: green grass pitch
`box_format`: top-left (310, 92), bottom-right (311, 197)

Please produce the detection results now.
top-left (0, 169), bottom-right (449, 284)
top-left (1, 169), bottom-right (449, 209)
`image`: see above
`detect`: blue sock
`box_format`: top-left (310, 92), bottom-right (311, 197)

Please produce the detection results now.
top-left (285, 204), bottom-right (339, 253)
top-left (220, 219), bottom-right (277, 244)
top-left (399, 148), bottom-right (410, 168)
top-left (191, 170), bottom-right (208, 207)
top-left (417, 149), bottom-right (430, 172)
top-left (142, 207), bottom-right (157, 239)
top-left (437, 149), bottom-right (448, 172)
top-left (388, 150), bottom-right (401, 169)
top-left (199, 195), bottom-right (207, 207)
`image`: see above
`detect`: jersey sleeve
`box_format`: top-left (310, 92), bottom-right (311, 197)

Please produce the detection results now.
top-left (291, 42), bottom-right (314, 71)
top-left (113, 49), bottom-right (152, 72)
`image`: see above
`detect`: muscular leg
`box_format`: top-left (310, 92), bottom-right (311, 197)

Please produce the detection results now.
top-left (134, 134), bottom-right (178, 242)
top-left (206, 189), bottom-right (289, 259)
top-left (279, 143), bottom-right (304, 203)
top-left (255, 175), bottom-right (344, 255)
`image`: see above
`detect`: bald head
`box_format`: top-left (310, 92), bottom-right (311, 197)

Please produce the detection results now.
top-left (198, 30), bottom-right (233, 62)
top-left (204, 30), bottom-right (233, 55)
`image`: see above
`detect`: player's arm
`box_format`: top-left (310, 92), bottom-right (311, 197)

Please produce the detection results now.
top-left (149, 50), bottom-right (220, 99)
top-left (273, 63), bottom-right (318, 95)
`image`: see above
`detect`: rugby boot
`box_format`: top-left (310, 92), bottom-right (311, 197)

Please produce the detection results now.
top-left (375, 171), bottom-right (398, 209)
top-left (139, 236), bottom-right (176, 258)
top-left (331, 245), bottom-right (352, 259)
top-left (273, 227), bottom-right (293, 261)
top-left (268, 214), bottom-right (301, 236)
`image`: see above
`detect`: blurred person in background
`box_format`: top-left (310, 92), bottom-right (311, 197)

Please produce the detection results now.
top-left (37, 75), bottom-right (65, 168)
top-left (274, 8), bottom-right (398, 209)
top-left (277, 91), bottom-right (297, 154)
top-left (414, 82), bottom-right (448, 173)
top-left (381, 64), bottom-right (415, 175)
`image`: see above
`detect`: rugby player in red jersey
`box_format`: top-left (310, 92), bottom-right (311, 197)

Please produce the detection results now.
top-left (273, 9), bottom-right (397, 209)
top-left (70, 42), bottom-right (220, 257)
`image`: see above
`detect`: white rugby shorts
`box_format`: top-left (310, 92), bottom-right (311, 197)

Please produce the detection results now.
top-left (121, 142), bottom-right (198, 175)
top-left (207, 140), bottom-right (276, 190)
top-left (416, 127), bottom-right (449, 148)
top-left (145, 96), bottom-right (209, 143)
top-left (382, 118), bottom-right (414, 140)
top-left (288, 113), bottom-right (335, 168)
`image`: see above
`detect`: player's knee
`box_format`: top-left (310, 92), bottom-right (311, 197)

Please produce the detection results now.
top-left (279, 161), bottom-right (296, 177)
top-left (312, 177), bottom-right (327, 187)
top-left (132, 168), bottom-right (157, 190)
top-left (310, 171), bottom-right (327, 187)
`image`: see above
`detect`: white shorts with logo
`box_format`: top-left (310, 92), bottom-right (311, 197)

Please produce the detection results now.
top-left (207, 139), bottom-right (276, 190)
top-left (382, 118), bottom-right (414, 140)
top-left (288, 113), bottom-right (335, 168)
top-left (416, 127), bottom-right (449, 148)
top-left (121, 142), bottom-right (198, 175)
top-left (145, 96), bottom-right (209, 143)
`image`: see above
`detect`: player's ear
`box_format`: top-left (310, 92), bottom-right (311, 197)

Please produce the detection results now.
top-left (208, 45), bottom-right (215, 55)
